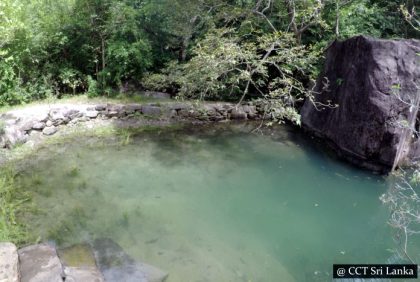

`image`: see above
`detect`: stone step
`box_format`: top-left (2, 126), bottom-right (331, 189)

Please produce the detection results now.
top-left (63, 267), bottom-right (103, 282)
top-left (92, 238), bottom-right (168, 282)
top-left (18, 243), bottom-right (64, 282)
top-left (0, 242), bottom-right (19, 282)
top-left (57, 244), bottom-right (104, 282)
top-left (1, 240), bottom-right (168, 282)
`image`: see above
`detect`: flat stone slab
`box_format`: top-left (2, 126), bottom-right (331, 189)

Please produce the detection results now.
top-left (0, 242), bottom-right (19, 282)
top-left (18, 244), bottom-right (64, 282)
top-left (63, 267), bottom-right (103, 282)
top-left (92, 238), bottom-right (168, 282)
top-left (58, 244), bottom-right (97, 268)
top-left (58, 244), bottom-right (104, 282)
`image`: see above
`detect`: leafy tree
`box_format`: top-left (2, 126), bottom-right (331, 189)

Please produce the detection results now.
top-left (0, 0), bottom-right (417, 111)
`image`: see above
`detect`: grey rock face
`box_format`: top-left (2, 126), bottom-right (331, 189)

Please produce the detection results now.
top-left (0, 242), bottom-right (19, 282)
top-left (18, 244), bottom-right (64, 282)
top-left (42, 126), bottom-right (58, 136)
top-left (92, 238), bottom-right (168, 282)
top-left (301, 36), bottom-right (420, 172)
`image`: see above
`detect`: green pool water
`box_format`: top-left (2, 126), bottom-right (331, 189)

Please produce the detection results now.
top-left (17, 123), bottom-right (419, 281)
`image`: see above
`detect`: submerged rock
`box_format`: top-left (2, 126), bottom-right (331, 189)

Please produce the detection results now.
top-left (301, 36), bottom-right (420, 172)
top-left (18, 243), bottom-right (64, 282)
top-left (58, 244), bottom-right (104, 282)
top-left (92, 238), bottom-right (168, 282)
top-left (63, 267), bottom-right (103, 282)
top-left (0, 242), bottom-right (19, 282)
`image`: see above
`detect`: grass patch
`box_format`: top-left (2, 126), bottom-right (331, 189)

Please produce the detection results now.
top-left (0, 166), bottom-right (31, 245)
top-left (67, 165), bottom-right (80, 177)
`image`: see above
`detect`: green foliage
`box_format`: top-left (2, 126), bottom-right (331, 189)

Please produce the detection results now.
top-left (146, 28), bottom-right (319, 124)
top-left (86, 75), bottom-right (99, 98)
top-left (400, 3), bottom-right (419, 32)
top-left (0, 0), bottom-right (416, 114)
top-left (381, 169), bottom-right (420, 262)
top-left (60, 68), bottom-right (82, 96)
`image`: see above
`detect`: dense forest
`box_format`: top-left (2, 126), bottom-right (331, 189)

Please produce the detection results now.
top-left (0, 0), bottom-right (418, 122)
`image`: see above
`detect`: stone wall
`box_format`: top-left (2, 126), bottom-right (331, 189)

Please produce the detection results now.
top-left (0, 102), bottom-right (263, 150)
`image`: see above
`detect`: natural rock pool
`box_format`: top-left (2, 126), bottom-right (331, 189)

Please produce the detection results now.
top-left (15, 123), bottom-right (419, 281)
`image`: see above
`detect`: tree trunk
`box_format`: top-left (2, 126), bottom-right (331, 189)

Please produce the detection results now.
top-left (101, 36), bottom-right (106, 71)
top-left (284, 0), bottom-right (302, 44)
top-left (179, 36), bottom-right (190, 62)
top-left (100, 35), bottom-right (106, 89)
top-left (335, 1), bottom-right (340, 38)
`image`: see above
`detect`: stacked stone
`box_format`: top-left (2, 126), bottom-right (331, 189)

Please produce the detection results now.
top-left (0, 102), bottom-right (264, 149)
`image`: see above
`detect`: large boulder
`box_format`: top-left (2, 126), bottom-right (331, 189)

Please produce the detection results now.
top-left (301, 36), bottom-right (420, 172)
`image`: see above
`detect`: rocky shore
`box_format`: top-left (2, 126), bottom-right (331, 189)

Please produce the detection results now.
top-left (0, 239), bottom-right (168, 282)
top-left (0, 101), bottom-right (263, 150)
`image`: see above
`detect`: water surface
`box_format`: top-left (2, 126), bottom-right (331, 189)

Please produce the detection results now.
top-left (17, 123), bottom-right (416, 281)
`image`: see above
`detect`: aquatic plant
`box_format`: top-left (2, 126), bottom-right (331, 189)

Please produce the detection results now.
top-left (68, 165), bottom-right (81, 177)
top-left (47, 206), bottom-right (88, 245)
top-left (31, 173), bottom-right (43, 186)
top-left (0, 167), bottom-right (30, 245)
top-left (121, 211), bottom-right (130, 227)
top-left (78, 180), bottom-right (87, 190)
top-left (120, 130), bottom-right (132, 146)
